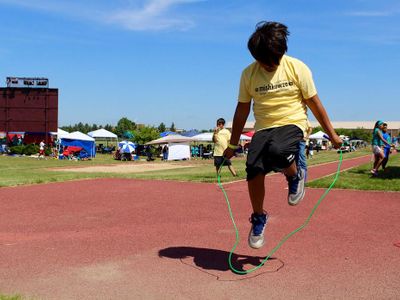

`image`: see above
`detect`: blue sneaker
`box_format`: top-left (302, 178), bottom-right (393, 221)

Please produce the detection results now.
top-left (286, 168), bottom-right (306, 206)
top-left (248, 213), bottom-right (268, 249)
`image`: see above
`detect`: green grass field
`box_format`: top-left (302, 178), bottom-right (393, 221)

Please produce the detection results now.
top-left (0, 294), bottom-right (23, 300)
top-left (1, 148), bottom-right (399, 191)
top-left (307, 151), bottom-right (400, 191)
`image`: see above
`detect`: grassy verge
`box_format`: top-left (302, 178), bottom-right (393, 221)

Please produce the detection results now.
top-left (305, 148), bottom-right (369, 166)
top-left (307, 152), bottom-right (400, 191)
top-left (120, 149), bottom-right (371, 183)
top-left (0, 294), bottom-right (23, 300)
top-left (0, 151), bottom-right (366, 187)
top-left (0, 153), bottom-right (121, 187)
top-left (0, 148), bottom-right (371, 187)
top-left (2, 149), bottom-right (399, 191)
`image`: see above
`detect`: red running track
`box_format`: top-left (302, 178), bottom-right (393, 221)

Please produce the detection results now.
top-left (0, 155), bottom-right (399, 299)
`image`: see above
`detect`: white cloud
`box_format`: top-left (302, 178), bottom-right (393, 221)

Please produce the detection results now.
top-left (0, 0), bottom-right (202, 31)
top-left (106, 0), bottom-right (199, 31)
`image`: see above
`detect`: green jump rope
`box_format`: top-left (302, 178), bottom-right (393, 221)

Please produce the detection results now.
top-left (217, 149), bottom-right (343, 275)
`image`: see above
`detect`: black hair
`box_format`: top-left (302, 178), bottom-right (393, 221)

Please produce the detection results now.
top-left (217, 118), bottom-right (225, 125)
top-left (374, 120), bottom-right (383, 129)
top-left (247, 21), bottom-right (289, 67)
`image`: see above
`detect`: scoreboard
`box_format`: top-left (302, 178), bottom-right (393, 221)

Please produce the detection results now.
top-left (0, 77), bottom-right (58, 133)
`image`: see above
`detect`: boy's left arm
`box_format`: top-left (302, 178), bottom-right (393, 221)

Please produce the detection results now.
top-left (303, 94), bottom-right (342, 148)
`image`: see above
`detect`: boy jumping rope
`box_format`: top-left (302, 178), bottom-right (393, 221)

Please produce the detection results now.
top-left (223, 21), bottom-right (342, 249)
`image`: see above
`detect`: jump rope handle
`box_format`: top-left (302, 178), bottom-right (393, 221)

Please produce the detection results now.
top-left (323, 134), bottom-right (331, 140)
top-left (323, 134), bottom-right (345, 148)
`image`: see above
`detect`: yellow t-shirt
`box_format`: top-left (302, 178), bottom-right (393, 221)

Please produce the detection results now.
top-left (213, 128), bottom-right (231, 156)
top-left (238, 55), bottom-right (317, 134)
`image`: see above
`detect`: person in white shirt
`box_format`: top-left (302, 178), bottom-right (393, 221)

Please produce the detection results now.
top-left (39, 140), bottom-right (45, 158)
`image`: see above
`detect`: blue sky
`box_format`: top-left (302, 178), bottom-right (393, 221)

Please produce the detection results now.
top-left (0, 0), bottom-right (399, 130)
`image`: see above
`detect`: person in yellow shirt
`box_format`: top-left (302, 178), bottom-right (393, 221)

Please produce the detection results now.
top-left (224, 21), bottom-right (342, 249)
top-left (213, 118), bottom-right (237, 177)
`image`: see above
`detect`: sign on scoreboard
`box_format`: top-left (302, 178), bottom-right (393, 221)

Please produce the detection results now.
top-left (6, 77), bottom-right (49, 88)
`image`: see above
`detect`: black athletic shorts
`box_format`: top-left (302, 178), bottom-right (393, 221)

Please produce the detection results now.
top-left (214, 156), bottom-right (232, 168)
top-left (246, 125), bottom-right (303, 180)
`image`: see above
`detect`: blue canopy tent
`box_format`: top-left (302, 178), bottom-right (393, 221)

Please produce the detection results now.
top-left (181, 129), bottom-right (200, 137)
top-left (60, 131), bottom-right (96, 158)
top-left (160, 131), bottom-right (178, 137)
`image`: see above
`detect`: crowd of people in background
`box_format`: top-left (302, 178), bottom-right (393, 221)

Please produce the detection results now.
top-left (0, 122), bottom-right (398, 174)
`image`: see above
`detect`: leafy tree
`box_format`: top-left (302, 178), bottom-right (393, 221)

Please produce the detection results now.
top-left (336, 128), bottom-right (371, 141)
top-left (170, 122), bottom-right (176, 132)
top-left (76, 122), bottom-right (85, 132)
top-left (133, 126), bottom-right (160, 144)
top-left (61, 123), bottom-right (99, 133)
top-left (104, 124), bottom-right (114, 132)
top-left (83, 123), bottom-right (91, 133)
top-left (158, 122), bottom-right (166, 133)
top-left (312, 126), bottom-right (371, 141)
top-left (311, 126), bottom-right (323, 134)
top-left (115, 117), bottom-right (136, 137)
top-left (60, 125), bottom-right (72, 132)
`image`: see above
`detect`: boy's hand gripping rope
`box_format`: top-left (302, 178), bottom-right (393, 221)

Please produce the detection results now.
top-left (217, 149), bottom-right (343, 275)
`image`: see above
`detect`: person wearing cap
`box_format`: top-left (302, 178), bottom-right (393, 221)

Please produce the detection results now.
top-left (371, 120), bottom-right (391, 176)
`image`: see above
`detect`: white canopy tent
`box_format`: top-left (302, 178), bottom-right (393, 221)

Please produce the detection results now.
top-left (62, 131), bottom-right (95, 141)
top-left (191, 132), bottom-right (251, 142)
top-left (57, 128), bottom-right (69, 138)
top-left (309, 131), bottom-right (329, 141)
top-left (87, 128), bottom-right (117, 139)
top-left (146, 134), bottom-right (195, 145)
top-left (166, 143), bottom-right (191, 161)
top-left (50, 128), bottom-right (69, 138)
top-left (146, 134), bottom-right (193, 161)
top-left (191, 132), bottom-right (213, 142)
top-left (87, 128), bottom-right (118, 149)
top-left (309, 130), bottom-right (330, 150)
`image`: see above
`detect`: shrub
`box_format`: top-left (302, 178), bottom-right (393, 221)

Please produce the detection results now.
top-left (23, 144), bottom-right (39, 155)
top-left (9, 144), bottom-right (40, 155)
top-left (9, 145), bottom-right (24, 155)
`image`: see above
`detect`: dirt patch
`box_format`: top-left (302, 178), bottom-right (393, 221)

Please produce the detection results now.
top-left (50, 163), bottom-right (192, 174)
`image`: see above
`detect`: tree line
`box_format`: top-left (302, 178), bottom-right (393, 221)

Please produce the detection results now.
top-left (61, 118), bottom-right (191, 144)
top-left (312, 126), bottom-right (372, 141)
top-left (61, 118), bottom-right (373, 145)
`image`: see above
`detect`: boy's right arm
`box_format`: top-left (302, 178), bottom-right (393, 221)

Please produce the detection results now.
top-left (224, 102), bottom-right (251, 159)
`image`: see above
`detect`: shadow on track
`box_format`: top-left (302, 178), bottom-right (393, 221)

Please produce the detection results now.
top-left (159, 246), bottom-right (284, 280)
